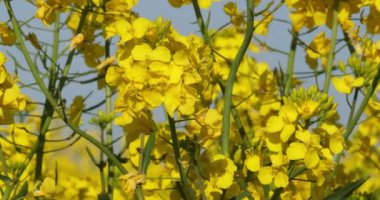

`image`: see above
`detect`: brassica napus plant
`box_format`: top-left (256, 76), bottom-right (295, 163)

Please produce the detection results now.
top-left (1, 0), bottom-right (380, 199)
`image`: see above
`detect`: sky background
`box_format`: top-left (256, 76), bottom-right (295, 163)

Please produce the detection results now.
top-left (0, 1), bottom-right (358, 136)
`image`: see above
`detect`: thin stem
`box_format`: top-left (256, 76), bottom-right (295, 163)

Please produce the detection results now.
top-left (34, 13), bottom-right (60, 182)
top-left (105, 39), bottom-right (115, 200)
top-left (191, 0), bottom-right (210, 44)
top-left (100, 128), bottom-right (107, 193)
top-left (284, 32), bottom-right (298, 96)
top-left (346, 89), bottom-right (359, 127)
top-left (323, 0), bottom-right (340, 93)
top-left (221, 0), bottom-right (254, 157)
top-left (168, 114), bottom-right (195, 200)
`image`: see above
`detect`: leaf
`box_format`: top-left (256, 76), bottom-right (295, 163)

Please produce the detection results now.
top-left (142, 132), bottom-right (156, 174)
top-left (86, 147), bottom-right (99, 166)
top-left (12, 181), bottom-right (28, 200)
top-left (323, 177), bottom-right (369, 200)
top-left (0, 174), bottom-right (11, 183)
top-left (98, 192), bottom-right (110, 200)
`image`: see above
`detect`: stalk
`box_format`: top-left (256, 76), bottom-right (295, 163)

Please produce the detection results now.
top-left (284, 32), bottom-right (298, 96)
top-left (168, 114), bottom-right (195, 200)
top-left (323, 0), bottom-right (341, 93)
top-left (34, 13), bottom-right (60, 182)
top-left (104, 39), bottom-right (115, 199)
top-left (221, 0), bottom-right (255, 156)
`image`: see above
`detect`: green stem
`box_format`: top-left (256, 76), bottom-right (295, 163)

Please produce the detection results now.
top-left (221, 0), bottom-right (254, 157)
top-left (191, 0), bottom-right (210, 44)
top-left (34, 13), bottom-right (60, 182)
top-left (99, 128), bottom-right (107, 193)
top-left (104, 39), bottom-right (115, 200)
top-left (323, 0), bottom-right (340, 93)
top-left (284, 32), bottom-right (298, 96)
top-left (168, 114), bottom-right (195, 200)
top-left (218, 81), bottom-right (251, 149)
top-left (346, 89), bottom-right (359, 127)
top-left (4, 0), bottom-right (127, 175)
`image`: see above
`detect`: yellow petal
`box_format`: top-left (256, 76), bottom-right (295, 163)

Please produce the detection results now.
top-left (279, 105), bottom-right (298, 123)
top-left (216, 172), bottom-right (234, 189)
top-left (173, 50), bottom-right (190, 66)
top-left (114, 111), bottom-right (133, 125)
top-left (133, 18), bottom-right (151, 38)
top-left (286, 142), bottom-right (307, 160)
top-left (280, 124), bottom-right (295, 142)
top-left (329, 136), bottom-right (344, 154)
top-left (141, 89), bottom-right (163, 108)
top-left (245, 154), bottom-right (261, 172)
top-left (131, 44), bottom-right (152, 61)
top-left (0, 52), bottom-right (6, 65)
top-left (266, 116), bottom-right (284, 133)
top-left (151, 46), bottom-right (171, 62)
top-left (164, 85), bottom-right (180, 116)
top-left (304, 149), bottom-right (319, 169)
top-left (105, 66), bottom-right (122, 86)
top-left (332, 76), bottom-right (352, 94)
top-left (3, 85), bottom-right (20, 105)
top-left (258, 166), bottom-right (273, 185)
top-left (273, 171), bottom-right (289, 188)
top-left (266, 134), bottom-right (283, 152)
top-left (204, 109), bottom-right (221, 127)
top-left (352, 77), bottom-right (364, 87)
top-left (40, 177), bottom-right (56, 194)
top-left (169, 64), bottom-right (183, 84)
top-left (295, 130), bottom-right (311, 143)
top-left (198, 0), bottom-right (212, 9)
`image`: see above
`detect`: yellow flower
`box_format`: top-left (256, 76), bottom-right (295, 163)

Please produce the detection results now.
top-left (320, 123), bottom-right (345, 154)
top-left (332, 75), bottom-right (364, 94)
top-left (286, 141), bottom-right (307, 160)
top-left (0, 54), bottom-right (27, 124)
top-left (205, 154), bottom-right (237, 189)
top-left (244, 150), bottom-right (262, 172)
top-left (195, 108), bottom-right (222, 144)
top-left (297, 100), bottom-right (319, 120)
top-left (164, 83), bottom-right (198, 117)
top-left (33, 177), bottom-right (56, 197)
top-left (258, 153), bottom-right (289, 187)
top-left (34, 0), bottom-right (58, 26)
top-left (305, 32), bottom-right (330, 69)
top-left (266, 105), bottom-right (298, 142)
top-left (119, 174), bottom-right (146, 193)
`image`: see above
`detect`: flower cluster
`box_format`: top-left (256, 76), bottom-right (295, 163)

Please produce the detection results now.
top-left (2, 0), bottom-right (380, 199)
top-left (0, 52), bottom-right (26, 124)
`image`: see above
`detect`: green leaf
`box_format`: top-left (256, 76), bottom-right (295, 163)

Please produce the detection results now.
top-left (142, 132), bottom-right (156, 174)
top-left (323, 177), bottom-right (369, 200)
top-left (12, 181), bottom-right (28, 200)
top-left (98, 192), bottom-right (110, 200)
top-left (0, 175), bottom-right (11, 183)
